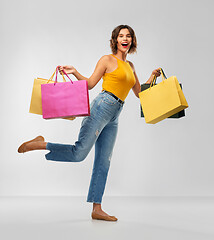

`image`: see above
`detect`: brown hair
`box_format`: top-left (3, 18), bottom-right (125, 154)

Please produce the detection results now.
top-left (110, 25), bottom-right (137, 54)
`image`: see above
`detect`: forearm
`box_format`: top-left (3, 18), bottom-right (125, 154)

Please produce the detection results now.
top-left (73, 69), bottom-right (89, 81)
top-left (72, 70), bottom-right (97, 90)
top-left (135, 74), bottom-right (154, 97)
top-left (64, 56), bottom-right (108, 90)
top-left (146, 74), bottom-right (154, 84)
top-left (60, 65), bottom-right (97, 90)
top-left (134, 74), bottom-right (153, 97)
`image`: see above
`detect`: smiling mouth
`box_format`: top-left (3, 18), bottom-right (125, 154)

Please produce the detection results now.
top-left (121, 43), bottom-right (128, 48)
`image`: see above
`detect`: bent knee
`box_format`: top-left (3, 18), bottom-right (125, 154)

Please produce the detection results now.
top-left (73, 153), bottom-right (87, 162)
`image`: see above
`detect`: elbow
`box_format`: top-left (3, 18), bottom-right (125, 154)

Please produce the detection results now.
top-left (87, 80), bottom-right (96, 90)
top-left (87, 81), bottom-right (93, 90)
top-left (133, 90), bottom-right (140, 98)
top-left (136, 87), bottom-right (141, 98)
top-left (88, 84), bottom-right (94, 90)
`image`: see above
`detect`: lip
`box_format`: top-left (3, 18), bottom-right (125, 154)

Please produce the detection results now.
top-left (121, 43), bottom-right (129, 48)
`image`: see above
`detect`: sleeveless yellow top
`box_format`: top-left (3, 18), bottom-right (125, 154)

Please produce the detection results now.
top-left (102, 54), bottom-right (136, 101)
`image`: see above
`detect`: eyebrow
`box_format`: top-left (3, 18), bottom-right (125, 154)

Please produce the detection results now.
top-left (119, 34), bottom-right (131, 36)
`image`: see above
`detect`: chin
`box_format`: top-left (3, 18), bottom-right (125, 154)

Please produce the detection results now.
top-left (119, 48), bottom-right (129, 54)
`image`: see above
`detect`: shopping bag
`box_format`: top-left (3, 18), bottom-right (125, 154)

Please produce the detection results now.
top-left (41, 67), bottom-right (90, 119)
top-left (140, 84), bottom-right (185, 118)
top-left (29, 68), bottom-right (76, 120)
top-left (139, 69), bottom-right (188, 124)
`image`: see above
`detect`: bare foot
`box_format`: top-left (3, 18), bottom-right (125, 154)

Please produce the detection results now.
top-left (24, 141), bottom-right (47, 152)
top-left (93, 209), bottom-right (109, 216)
top-left (91, 210), bottom-right (118, 221)
top-left (92, 204), bottom-right (117, 221)
top-left (18, 136), bottom-right (46, 153)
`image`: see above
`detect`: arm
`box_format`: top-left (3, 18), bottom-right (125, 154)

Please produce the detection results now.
top-left (128, 61), bottom-right (141, 98)
top-left (146, 68), bottom-right (161, 84)
top-left (129, 62), bottom-right (161, 98)
top-left (59, 56), bottom-right (108, 90)
top-left (132, 71), bottom-right (141, 98)
top-left (146, 74), bottom-right (155, 84)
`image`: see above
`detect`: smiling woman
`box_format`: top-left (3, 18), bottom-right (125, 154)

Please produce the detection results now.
top-left (102, 27), bottom-right (137, 101)
top-left (18, 24), bottom-right (161, 222)
top-left (110, 25), bottom-right (137, 55)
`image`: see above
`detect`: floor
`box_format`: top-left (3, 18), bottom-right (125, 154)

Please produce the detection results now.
top-left (0, 196), bottom-right (213, 240)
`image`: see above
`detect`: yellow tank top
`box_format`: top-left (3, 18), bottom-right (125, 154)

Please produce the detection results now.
top-left (102, 54), bottom-right (136, 101)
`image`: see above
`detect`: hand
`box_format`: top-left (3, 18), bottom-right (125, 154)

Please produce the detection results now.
top-left (146, 68), bottom-right (161, 84)
top-left (152, 68), bottom-right (161, 78)
top-left (58, 65), bottom-right (77, 75)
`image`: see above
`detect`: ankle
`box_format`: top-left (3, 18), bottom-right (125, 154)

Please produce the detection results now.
top-left (93, 203), bottom-right (102, 211)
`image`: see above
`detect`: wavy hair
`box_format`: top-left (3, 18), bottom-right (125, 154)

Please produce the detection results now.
top-left (110, 25), bottom-right (137, 54)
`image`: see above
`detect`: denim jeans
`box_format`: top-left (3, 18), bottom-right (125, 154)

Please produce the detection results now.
top-left (45, 91), bottom-right (124, 203)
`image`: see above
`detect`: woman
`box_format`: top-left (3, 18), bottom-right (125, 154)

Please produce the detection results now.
top-left (18, 25), bottom-right (161, 221)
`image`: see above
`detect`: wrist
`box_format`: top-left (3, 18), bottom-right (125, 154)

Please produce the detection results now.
top-left (72, 68), bottom-right (78, 76)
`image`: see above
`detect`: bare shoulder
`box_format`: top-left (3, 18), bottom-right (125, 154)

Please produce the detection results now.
top-left (127, 60), bottom-right (135, 72)
top-left (99, 55), bottom-right (113, 62)
top-left (97, 55), bottom-right (113, 66)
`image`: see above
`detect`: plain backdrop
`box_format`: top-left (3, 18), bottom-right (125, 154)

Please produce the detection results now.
top-left (0, 0), bottom-right (213, 197)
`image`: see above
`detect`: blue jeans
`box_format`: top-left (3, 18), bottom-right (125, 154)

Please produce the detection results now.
top-left (45, 91), bottom-right (124, 204)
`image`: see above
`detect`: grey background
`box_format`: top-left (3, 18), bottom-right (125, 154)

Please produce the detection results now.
top-left (0, 0), bottom-right (213, 197)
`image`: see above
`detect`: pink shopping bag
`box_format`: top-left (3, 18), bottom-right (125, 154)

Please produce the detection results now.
top-left (41, 67), bottom-right (90, 119)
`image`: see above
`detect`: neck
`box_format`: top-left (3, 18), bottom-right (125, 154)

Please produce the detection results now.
top-left (114, 51), bottom-right (128, 62)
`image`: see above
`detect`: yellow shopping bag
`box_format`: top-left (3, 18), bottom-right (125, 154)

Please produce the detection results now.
top-left (29, 68), bottom-right (76, 120)
top-left (139, 69), bottom-right (188, 124)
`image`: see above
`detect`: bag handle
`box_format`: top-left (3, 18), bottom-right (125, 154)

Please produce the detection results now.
top-left (47, 68), bottom-right (66, 83)
top-left (149, 68), bottom-right (168, 89)
top-left (150, 75), bottom-right (157, 88)
top-left (160, 68), bottom-right (167, 80)
top-left (55, 66), bottom-right (74, 85)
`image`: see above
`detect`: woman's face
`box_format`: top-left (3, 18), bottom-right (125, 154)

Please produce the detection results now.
top-left (116, 28), bottom-right (132, 54)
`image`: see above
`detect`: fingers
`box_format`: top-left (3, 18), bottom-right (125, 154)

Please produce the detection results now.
top-left (58, 66), bottom-right (63, 71)
top-left (58, 66), bottom-right (64, 75)
top-left (152, 68), bottom-right (161, 77)
top-left (57, 65), bottom-right (74, 75)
